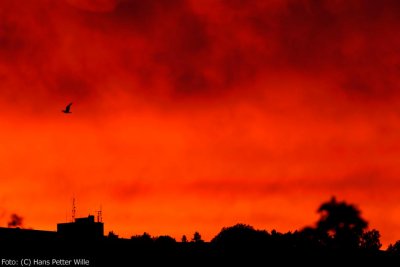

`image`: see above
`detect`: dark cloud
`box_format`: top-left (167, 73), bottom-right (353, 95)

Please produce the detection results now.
top-left (0, 0), bottom-right (399, 109)
top-left (111, 0), bottom-right (184, 31)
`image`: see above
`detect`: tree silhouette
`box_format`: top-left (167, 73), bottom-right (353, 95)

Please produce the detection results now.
top-left (300, 226), bottom-right (329, 247)
top-left (316, 196), bottom-right (367, 249)
top-left (387, 241), bottom-right (400, 254)
top-left (192, 232), bottom-right (203, 243)
top-left (211, 223), bottom-right (270, 254)
top-left (154, 235), bottom-right (176, 245)
top-left (131, 232), bottom-right (153, 244)
top-left (360, 229), bottom-right (381, 251)
top-left (7, 214), bottom-right (23, 228)
top-left (181, 235), bottom-right (188, 243)
top-left (211, 224), bottom-right (268, 245)
top-left (107, 231), bottom-right (118, 239)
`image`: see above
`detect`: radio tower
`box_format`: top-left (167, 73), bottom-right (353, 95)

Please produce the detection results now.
top-left (96, 205), bottom-right (103, 223)
top-left (72, 197), bottom-right (76, 222)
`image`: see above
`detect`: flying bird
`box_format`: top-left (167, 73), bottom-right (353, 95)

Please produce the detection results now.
top-left (62, 103), bottom-right (73, 114)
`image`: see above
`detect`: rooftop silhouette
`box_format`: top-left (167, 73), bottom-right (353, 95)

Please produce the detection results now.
top-left (57, 215), bottom-right (104, 240)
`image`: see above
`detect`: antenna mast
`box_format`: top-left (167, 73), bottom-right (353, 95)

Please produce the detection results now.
top-left (96, 205), bottom-right (102, 223)
top-left (72, 197), bottom-right (76, 222)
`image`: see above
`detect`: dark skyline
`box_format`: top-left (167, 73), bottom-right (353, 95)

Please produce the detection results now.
top-left (1, 198), bottom-right (398, 266)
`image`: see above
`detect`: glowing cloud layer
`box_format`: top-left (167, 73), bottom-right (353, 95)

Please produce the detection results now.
top-left (0, 0), bottom-right (400, 246)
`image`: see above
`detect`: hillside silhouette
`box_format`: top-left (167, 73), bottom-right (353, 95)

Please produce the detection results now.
top-left (1, 197), bottom-right (399, 266)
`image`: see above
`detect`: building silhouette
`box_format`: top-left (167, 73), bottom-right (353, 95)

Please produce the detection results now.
top-left (0, 227), bottom-right (56, 241)
top-left (57, 215), bottom-right (104, 240)
top-left (0, 215), bottom-right (104, 241)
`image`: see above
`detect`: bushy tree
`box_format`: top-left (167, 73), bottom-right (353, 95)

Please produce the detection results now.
top-left (211, 224), bottom-right (267, 245)
top-left (192, 232), bottom-right (203, 243)
top-left (7, 214), bottom-right (23, 228)
top-left (211, 223), bottom-right (272, 253)
top-left (387, 241), bottom-right (400, 254)
top-left (154, 235), bottom-right (176, 245)
top-left (107, 231), bottom-right (119, 239)
top-left (131, 232), bottom-right (153, 244)
top-left (316, 197), bottom-right (367, 249)
top-left (360, 229), bottom-right (381, 251)
top-left (181, 235), bottom-right (188, 243)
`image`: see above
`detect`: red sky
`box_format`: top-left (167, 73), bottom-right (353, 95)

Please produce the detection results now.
top-left (1, 0), bottom-right (400, 246)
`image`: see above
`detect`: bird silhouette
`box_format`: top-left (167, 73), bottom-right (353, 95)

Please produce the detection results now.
top-left (62, 103), bottom-right (73, 114)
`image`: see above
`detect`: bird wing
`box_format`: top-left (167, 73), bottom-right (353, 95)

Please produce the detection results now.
top-left (66, 102), bottom-right (73, 111)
